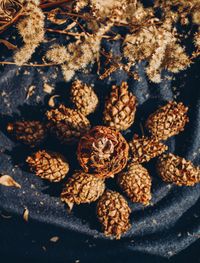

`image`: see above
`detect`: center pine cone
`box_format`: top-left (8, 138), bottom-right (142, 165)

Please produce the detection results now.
top-left (77, 126), bottom-right (129, 178)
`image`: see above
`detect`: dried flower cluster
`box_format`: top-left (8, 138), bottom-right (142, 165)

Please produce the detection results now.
top-left (14, 0), bottom-right (45, 65)
top-left (1, 0), bottom-right (199, 83)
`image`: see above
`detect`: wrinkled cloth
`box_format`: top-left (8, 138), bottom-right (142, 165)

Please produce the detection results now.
top-left (0, 19), bottom-right (200, 263)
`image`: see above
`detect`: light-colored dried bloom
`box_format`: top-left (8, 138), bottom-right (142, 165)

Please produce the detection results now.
top-left (60, 21), bottom-right (113, 81)
top-left (46, 45), bottom-right (70, 64)
top-left (117, 162), bottom-right (152, 205)
top-left (73, 0), bottom-right (88, 12)
top-left (157, 153), bottom-right (200, 186)
top-left (193, 9), bottom-right (200, 25)
top-left (162, 43), bottom-right (191, 73)
top-left (97, 190), bottom-right (131, 239)
top-left (194, 31), bottom-right (200, 49)
top-left (70, 80), bottom-right (98, 116)
top-left (61, 171), bottom-right (105, 210)
top-left (14, 0), bottom-right (45, 65)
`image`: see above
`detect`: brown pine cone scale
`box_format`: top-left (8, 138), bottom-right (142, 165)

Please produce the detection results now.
top-left (77, 126), bottom-right (129, 178)
top-left (61, 171), bottom-right (105, 210)
top-left (7, 120), bottom-right (46, 147)
top-left (157, 153), bottom-right (200, 186)
top-left (97, 190), bottom-right (131, 239)
top-left (103, 82), bottom-right (137, 131)
top-left (129, 134), bottom-right (168, 163)
top-left (26, 150), bottom-right (69, 182)
top-left (70, 80), bottom-right (98, 116)
top-left (146, 101), bottom-right (189, 140)
top-left (46, 105), bottom-right (91, 144)
top-left (117, 162), bottom-right (152, 205)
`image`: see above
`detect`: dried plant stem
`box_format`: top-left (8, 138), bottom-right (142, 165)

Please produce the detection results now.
top-left (40, 0), bottom-right (72, 9)
top-left (0, 8), bottom-right (24, 34)
top-left (0, 61), bottom-right (60, 67)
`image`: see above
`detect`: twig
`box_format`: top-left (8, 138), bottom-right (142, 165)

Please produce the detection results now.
top-left (40, 0), bottom-right (72, 9)
top-left (0, 61), bottom-right (60, 67)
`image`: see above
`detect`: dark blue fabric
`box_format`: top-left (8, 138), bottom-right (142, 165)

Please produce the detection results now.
top-left (0, 10), bottom-right (200, 263)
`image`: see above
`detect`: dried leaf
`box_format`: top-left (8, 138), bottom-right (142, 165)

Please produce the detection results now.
top-left (26, 85), bottom-right (36, 100)
top-left (43, 83), bottom-right (54, 94)
top-left (0, 175), bottom-right (21, 188)
top-left (47, 8), bottom-right (66, 25)
top-left (0, 39), bottom-right (17, 50)
top-left (50, 236), bottom-right (60, 242)
top-left (23, 207), bottom-right (29, 222)
top-left (48, 95), bottom-right (60, 107)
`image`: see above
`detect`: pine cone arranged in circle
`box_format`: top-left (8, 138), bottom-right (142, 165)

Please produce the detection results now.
top-left (129, 134), bottom-right (168, 163)
top-left (70, 80), bottom-right (99, 116)
top-left (46, 105), bottom-right (91, 143)
top-left (103, 82), bottom-right (137, 131)
top-left (146, 101), bottom-right (189, 140)
top-left (7, 120), bottom-right (46, 147)
top-left (61, 171), bottom-right (105, 210)
top-left (77, 126), bottom-right (129, 178)
top-left (117, 162), bottom-right (152, 205)
top-left (26, 150), bottom-right (69, 182)
top-left (97, 190), bottom-right (131, 239)
top-left (157, 153), bottom-right (200, 186)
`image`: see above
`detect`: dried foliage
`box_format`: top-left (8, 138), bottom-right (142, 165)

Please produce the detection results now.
top-left (0, 0), bottom-right (199, 82)
top-left (0, 174), bottom-right (21, 188)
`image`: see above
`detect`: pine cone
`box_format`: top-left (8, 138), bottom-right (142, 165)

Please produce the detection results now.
top-left (70, 80), bottom-right (98, 116)
top-left (145, 101), bottom-right (189, 140)
top-left (97, 190), bottom-right (131, 239)
top-left (26, 150), bottom-right (69, 182)
top-left (117, 162), bottom-right (152, 205)
top-left (46, 105), bottom-right (91, 143)
top-left (129, 134), bottom-right (168, 163)
top-left (77, 126), bottom-right (129, 178)
top-left (7, 120), bottom-right (46, 147)
top-left (103, 82), bottom-right (137, 131)
top-left (157, 153), bottom-right (200, 186)
top-left (61, 171), bottom-right (105, 210)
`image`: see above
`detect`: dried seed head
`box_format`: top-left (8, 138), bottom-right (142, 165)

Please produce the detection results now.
top-left (103, 82), bottom-right (137, 131)
top-left (61, 171), bottom-right (105, 210)
top-left (117, 162), bottom-right (152, 205)
top-left (157, 153), bottom-right (200, 186)
top-left (97, 190), bottom-right (131, 239)
top-left (70, 80), bottom-right (99, 116)
top-left (146, 101), bottom-right (189, 140)
top-left (129, 134), bottom-right (168, 163)
top-left (46, 105), bottom-right (91, 144)
top-left (77, 126), bottom-right (129, 178)
top-left (7, 120), bottom-right (46, 147)
top-left (26, 150), bottom-right (69, 182)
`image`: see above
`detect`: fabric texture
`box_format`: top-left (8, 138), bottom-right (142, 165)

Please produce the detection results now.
top-left (0, 18), bottom-right (200, 263)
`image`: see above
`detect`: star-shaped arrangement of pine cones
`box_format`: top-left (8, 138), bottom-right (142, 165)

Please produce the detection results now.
top-left (7, 80), bottom-right (200, 239)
